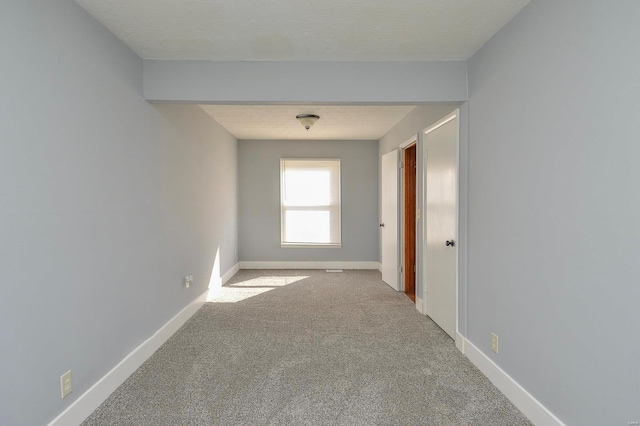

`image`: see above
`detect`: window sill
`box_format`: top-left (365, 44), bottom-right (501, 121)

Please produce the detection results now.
top-left (281, 243), bottom-right (342, 249)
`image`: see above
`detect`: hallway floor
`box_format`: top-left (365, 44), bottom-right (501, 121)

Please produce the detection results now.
top-left (83, 270), bottom-right (530, 425)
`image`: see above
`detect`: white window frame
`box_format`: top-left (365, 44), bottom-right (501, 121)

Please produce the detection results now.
top-left (280, 158), bottom-right (342, 248)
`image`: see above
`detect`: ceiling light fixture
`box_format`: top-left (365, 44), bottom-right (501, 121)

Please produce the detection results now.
top-left (296, 114), bottom-right (320, 131)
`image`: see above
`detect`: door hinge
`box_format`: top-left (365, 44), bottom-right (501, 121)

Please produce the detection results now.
top-left (400, 266), bottom-right (403, 273)
top-left (399, 161), bottom-right (403, 169)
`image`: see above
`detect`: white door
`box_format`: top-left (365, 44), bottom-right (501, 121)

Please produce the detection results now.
top-left (424, 113), bottom-right (458, 339)
top-left (381, 150), bottom-right (399, 291)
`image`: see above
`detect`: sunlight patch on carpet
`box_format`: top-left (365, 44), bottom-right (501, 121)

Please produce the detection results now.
top-left (207, 276), bottom-right (308, 303)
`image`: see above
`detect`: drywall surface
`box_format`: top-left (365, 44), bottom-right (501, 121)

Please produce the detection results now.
top-left (467, 1), bottom-right (640, 424)
top-left (238, 140), bottom-right (378, 262)
top-left (378, 104), bottom-right (459, 297)
top-left (144, 60), bottom-right (468, 103)
top-left (0, 1), bottom-right (237, 425)
top-left (378, 105), bottom-right (459, 157)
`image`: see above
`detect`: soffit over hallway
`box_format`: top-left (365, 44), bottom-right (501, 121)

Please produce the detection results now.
top-left (73, 0), bottom-right (521, 140)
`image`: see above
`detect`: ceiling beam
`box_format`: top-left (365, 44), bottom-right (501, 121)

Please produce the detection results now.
top-left (143, 61), bottom-right (468, 104)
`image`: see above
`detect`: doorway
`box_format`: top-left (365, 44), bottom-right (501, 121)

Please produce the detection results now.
top-left (403, 143), bottom-right (417, 302)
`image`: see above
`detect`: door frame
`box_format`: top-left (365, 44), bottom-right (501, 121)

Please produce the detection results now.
top-left (422, 109), bottom-right (460, 344)
top-left (399, 135), bottom-right (418, 303)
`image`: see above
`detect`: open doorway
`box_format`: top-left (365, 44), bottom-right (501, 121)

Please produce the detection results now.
top-left (402, 142), bottom-right (417, 302)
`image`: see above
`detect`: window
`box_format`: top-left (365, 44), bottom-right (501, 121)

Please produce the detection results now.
top-left (280, 159), bottom-right (341, 247)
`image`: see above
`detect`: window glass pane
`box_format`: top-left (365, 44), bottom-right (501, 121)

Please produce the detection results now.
top-left (285, 210), bottom-right (331, 243)
top-left (280, 159), bottom-right (340, 246)
top-left (283, 170), bottom-right (331, 206)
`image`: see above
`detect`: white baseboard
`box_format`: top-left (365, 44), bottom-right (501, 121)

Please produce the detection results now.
top-left (455, 332), bottom-right (465, 353)
top-left (239, 261), bottom-right (380, 270)
top-left (415, 296), bottom-right (424, 314)
top-left (464, 339), bottom-right (566, 426)
top-left (48, 290), bottom-right (209, 426)
top-left (377, 262), bottom-right (382, 272)
top-left (222, 263), bottom-right (240, 284)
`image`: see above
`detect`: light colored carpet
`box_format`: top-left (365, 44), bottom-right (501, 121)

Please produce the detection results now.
top-left (83, 270), bottom-right (531, 425)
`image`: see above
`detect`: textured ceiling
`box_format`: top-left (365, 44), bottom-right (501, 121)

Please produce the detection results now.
top-left (200, 105), bottom-right (417, 140)
top-left (74, 0), bottom-right (530, 61)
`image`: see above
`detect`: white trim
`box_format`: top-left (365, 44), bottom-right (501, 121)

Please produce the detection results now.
top-left (48, 290), bottom-right (209, 426)
top-left (453, 111), bottom-right (461, 344)
top-left (423, 112), bottom-right (458, 134)
top-left (280, 158), bottom-right (342, 247)
top-left (222, 263), bottom-right (240, 284)
top-left (399, 134), bottom-right (418, 149)
top-left (415, 296), bottom-right (424, 314)
top-left (464, 340), bottom-right (566, 426)
top-left (455, 332), bottom-right (465, 353)
top-left (281, 243), bottom-right (342, 249)
top-left (239, 261), bottom-right (380, 270)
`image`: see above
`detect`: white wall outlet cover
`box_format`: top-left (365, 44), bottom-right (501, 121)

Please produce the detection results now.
top-left (491, 333), bottom-right (499, 354)
top-left (60, 370), bottom-right (72, 399)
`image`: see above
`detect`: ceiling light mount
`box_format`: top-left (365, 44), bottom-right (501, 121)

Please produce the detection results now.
top-left (296, 114), bottom-right (320, 131)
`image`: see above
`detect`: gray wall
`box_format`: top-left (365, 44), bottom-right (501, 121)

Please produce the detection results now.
top-left (239, 140), bottom-right (378, 262)
top-left (378, 105), bottom-right (460, 157)
top-left (467, 0), bottom-right (640, 424)
top-left (0, 1), bottom-right (238, 425)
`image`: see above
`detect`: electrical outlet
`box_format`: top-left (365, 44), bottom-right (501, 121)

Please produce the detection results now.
top-left (184, 274), bottom-right (193, 289)
top-left (491, 333), bottom-right (499, 354)
top-left (60, 370), bottom-right (72, 399)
